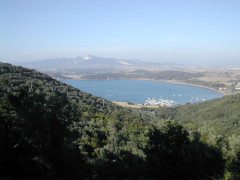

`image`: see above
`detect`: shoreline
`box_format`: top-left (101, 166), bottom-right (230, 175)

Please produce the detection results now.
top-left (62, 75), bottom-right (226, 96)
top-left (61, 76), bottom-right (226, 108)
top-left (134, 78), bottom-right (226, 95)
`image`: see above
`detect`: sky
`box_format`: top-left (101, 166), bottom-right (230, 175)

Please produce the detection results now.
top-left (0, 0), bottom-right (240, 65)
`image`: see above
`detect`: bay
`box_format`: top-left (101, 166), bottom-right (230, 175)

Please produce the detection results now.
top-left (62, 79), bottom-right (223, 105)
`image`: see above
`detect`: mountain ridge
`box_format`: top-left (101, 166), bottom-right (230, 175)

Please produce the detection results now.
top-left (16, 55), bottom-right (183, 70)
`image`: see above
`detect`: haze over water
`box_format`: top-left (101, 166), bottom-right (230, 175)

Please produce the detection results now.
top-left (63, 79), bottom-right (223, 105)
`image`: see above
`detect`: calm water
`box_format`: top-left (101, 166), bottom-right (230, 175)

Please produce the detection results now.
top-left (62, 79), bottom-right (223, 105)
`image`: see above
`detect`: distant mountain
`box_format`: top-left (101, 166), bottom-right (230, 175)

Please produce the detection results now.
top-left (16, 55), bottom-right (182, 70)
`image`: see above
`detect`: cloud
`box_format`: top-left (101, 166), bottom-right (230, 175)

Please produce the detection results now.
top-left (165, 36), bottom-right (184, 41)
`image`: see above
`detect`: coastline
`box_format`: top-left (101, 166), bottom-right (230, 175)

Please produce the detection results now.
top-left (61, 76), bottom-right (226, 108)
top-left (134, 78), bottom-right (226, 95)
top-left (62, 75), bottom-right (226, 96)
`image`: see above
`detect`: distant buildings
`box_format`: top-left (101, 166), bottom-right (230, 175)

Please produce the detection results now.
top-left (143, 98), bottom-right (175, 107)
top-left (235, 83), bottom-right (240, 90)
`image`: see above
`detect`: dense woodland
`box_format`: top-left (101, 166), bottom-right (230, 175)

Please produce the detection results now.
top-left (0, 62), bottom-right (239, 179)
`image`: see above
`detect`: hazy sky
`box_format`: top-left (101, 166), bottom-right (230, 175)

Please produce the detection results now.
top-left (1, 0), bottom-right (240, 64)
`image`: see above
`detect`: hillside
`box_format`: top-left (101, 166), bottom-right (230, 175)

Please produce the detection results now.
top-left (0, 62), bottom-right (116, 112)
top-left (0, 62), bottom-right (239, 179)
top-left (153, 93), bottom-right (240, 136)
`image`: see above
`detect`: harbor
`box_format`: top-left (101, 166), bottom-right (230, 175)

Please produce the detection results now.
top-left (143, 98), bottom-right (176, 107)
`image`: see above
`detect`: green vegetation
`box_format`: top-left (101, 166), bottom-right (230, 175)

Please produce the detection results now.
top-left (152, 94), bottom-right (240, 136)
top-left (0, 62), bottom-right (239, 179)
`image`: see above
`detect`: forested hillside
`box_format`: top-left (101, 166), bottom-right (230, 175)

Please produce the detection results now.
top-left (153, 93), bottom-right (240, 136)
top-left (0, 62), bottom-right (239, 179)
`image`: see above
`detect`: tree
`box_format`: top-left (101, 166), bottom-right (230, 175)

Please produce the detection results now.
top-left (144, 121), bottom-right (190, 179)
top-left (144, 120), bottom-right (224, 179)
top-left (0, 90), bottom-right (86, 179)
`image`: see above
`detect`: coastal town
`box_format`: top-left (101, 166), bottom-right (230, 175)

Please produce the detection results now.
top-left (143, 98), bottom-right (176, 107)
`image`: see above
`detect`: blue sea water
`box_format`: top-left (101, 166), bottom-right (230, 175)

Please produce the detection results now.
top-left (62, 79), bottom-right (223, 105)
